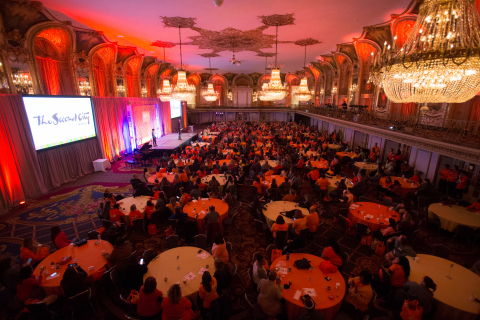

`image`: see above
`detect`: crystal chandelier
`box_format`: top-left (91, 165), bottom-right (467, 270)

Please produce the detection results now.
top-left (258, 83), bottom-right (270, 101)
top-left (79, 80), bottom-right (91, 96)
top-left (158, 79), bottom-right (172, 101)
top-left (171, 25), bottom-right (196, 101)
top-left (13, 72), bottom-right (32, 93)
top-left (294, 77), bottom-right (313, 101)
top-left (372, 0), bottom-right (480, 104)
top-left (202, 56), bottom-right (220, 102)
top-left (262, 24), bottom-right (287, 101)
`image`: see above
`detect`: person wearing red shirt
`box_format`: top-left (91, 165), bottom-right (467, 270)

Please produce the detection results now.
top-left (51, 226), bottom-right (72, 249)
top-left (321, 238), bottom-right (343, 266)
top-left (17, 265), bottom-right (46, 301)
top-left (410, 171), bottom-right (422, 183)
top-left (252, 178), bottom-right (262, 195)
top-left (129, 204), bottom-right (143, 226)
top-left (307, 168), bottom-right (320, 183)
top-left (438, 164), bottom-right (450, 193)
top-left (467, 199), bottom-right (480, 212)
top-left (447, 165), bottom-right (460, 197)
top-left (109, 203), bottom-right (125, 224)
top-left (456, 171), bottom-right (468, 199)
top-left (144, 200), bottom-right (155, 220)
top-left (137, 277), bottom-right (163, 318)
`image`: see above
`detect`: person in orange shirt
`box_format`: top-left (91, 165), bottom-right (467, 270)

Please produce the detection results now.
top-left (198, 271), bottom-right (218, 317)
top-left (152, 187), bottom-right (161, 200)
top-left (379, 256), bottom-right (409, 288)
top-left (456, 171), bottom-right (468, 199)
top-left (129, 204), bottom-right (143, 226)
top-left (252, 177), bottom-right (262, 195)
top-left (110, 203), bottom-right (125, 224)
top-left (306, 207), bottom-right (320, 234)
top-left (307, 168), bottom-right (320, 183)
top-left (410, 170), bottom-right (422, 183)
top-left (144, 200), bottom-right (155, 220)
top-left (447, 165), bottom-right (459, 197)
top-left (292, 210), bottom-right (307, 235)
top-left (20, 238), bottom-right (49, 265)
top-left (282, 189), bottom-right (297, 202)
top-left (179, 171), bottom-right (189, 183)
top-left (269, 215), bottom-right (288, 238)
top-left (321, 237), bottom-right (343, 266)
top-left (166, 197), bottom-right (180, 215)
top-left (373, 143), bottom-right (380, 155)
top-left (315, 173), bottom-right (330, 199)
top-left (467, 199), bottom-right (480, 212)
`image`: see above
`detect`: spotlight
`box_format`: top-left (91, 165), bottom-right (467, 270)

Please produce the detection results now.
top-left (19, 201), bottom-right (27, 208)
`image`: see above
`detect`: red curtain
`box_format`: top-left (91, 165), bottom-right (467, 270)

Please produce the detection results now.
top-left (36, 56), bottom-right (62, 95)
top-left (401, 103), bottom-right (417, 115)
top-left (126, 74), bottom-right (134, 97)
top-left (93, 67), bottom-right (105, 97)
top-left (182, 102), bottom-right (187, 129)
top-left (364, 98), bottom-right (373, 111)
top-left (161, 101), bottom-right (171, 136)
top-left (214, 85), bottom-right (222, 106)
top-left (467, 96), bottom-right (480, 121)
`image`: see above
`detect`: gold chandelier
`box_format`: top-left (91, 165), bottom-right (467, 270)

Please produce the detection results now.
top-left (158, 79), bottom-right (172, 102)
top-left (171, 25), bottom-right (196, 101)
top-left (372, 0), bottom-right (480, 104)
top-left (261, 24), bottom-right (287, 101)
top-left (294, 77), bottom-right (313, 101)
top-left (202, 56), bottom-right (219, 102)
top-left (258, 83), bottom-right (270, 101)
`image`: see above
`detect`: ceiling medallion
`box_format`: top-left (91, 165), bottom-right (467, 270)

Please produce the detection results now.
top-left (259, 13), bottom-right (295, 27)
top-left (371, 0), bottom-right (480, 104)
top-left (294, 38), bottom-right (321, 47)
top-left (160, 16), bottom-right (196, 29)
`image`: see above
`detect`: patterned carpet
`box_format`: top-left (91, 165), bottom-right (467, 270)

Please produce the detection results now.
top-left (1, 168), bottom-right (480, 319)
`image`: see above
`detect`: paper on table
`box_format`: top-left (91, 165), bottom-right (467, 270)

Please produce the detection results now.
top-left (303, 288), bottom-right (316, 297)
top-left (198, 267), bottom-right (208, 275)
top-left (184, 272), bottom-right (196, 281)
top-left (277, 267), bottom-right (288, 275)
top-left (201, 198), bottom-right (209, 201)
top-left (197, 252), bottom-right (210, 260)
top-left (293, 290), bottom-right (302, 300)
top-left (191, 200), bottom-right (198, 203)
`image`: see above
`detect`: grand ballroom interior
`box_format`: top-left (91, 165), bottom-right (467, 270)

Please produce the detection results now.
top-left (1, 0), bottom-right (480, 319)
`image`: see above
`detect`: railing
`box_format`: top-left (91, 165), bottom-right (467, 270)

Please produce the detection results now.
top-left (191, 104), bottom-right (292, 109)
top-left (297, 106), bottom-right (480, 149)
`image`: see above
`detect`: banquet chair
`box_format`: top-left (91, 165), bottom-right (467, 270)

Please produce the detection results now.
top-left (231, 264), bottom-right (237, 278)
top-left (195, 234), bottom-right (207, 250)
top-left (131, 219), bottom-right (145, 235)
top-left (117, 294), bottom-right (139, 319)
top-left (338, 252), bottom-right (349, 273)
top-left (275, 231), bottom-right (287, 250)
top-left (337, 215), bottom-right (351, 237)
top-left (67, 288), bottom-right (96, 320)
top-left (355, 222), bottom-right (369, 241)
top-left (87, 230), bottom-right (99, 240)
top-left (222, 212), bottom-right (238, 241)
top-left (433, 244), bottom-right (451, 259)
top-left (453, 225), bottom-right (475, 246)
top-left (206, 222), bottom-right (221, 246)
top-left (339, 208), bottom-right (349, 218)
top-left (166, 235), bottom-right (180, 249)
top-left (25, 300), bottom-right (58, 320)
top-left (417, 196), bottom-right (429, 211)
top-left (358, 196), bottom-right (370, 202)
top-left (244, 293), bottom-right (268, 320)
top-left (298, 228), bottom-right (310, 242)
top-left (382, 198), bottom-right (393, 207)
top-left (226, 242), bottom-right (232, 262)
top-left (142, 249), bottom-right (156, 266)
top-left (253, 219), bottom-right (267, 236)
top-left (265, 244), bottom-right (277, 265)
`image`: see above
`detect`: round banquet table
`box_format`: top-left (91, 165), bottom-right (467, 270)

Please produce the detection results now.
top-left (33, 240), bottom-right (113, 296)
top-left (347, 202), bottom-right (400, 231)
top-left (259, 160), bottom-right (278, 168)
top-left (261, 175), bottom-right (285, 190)
top-left (201, 174), bottom-right (230, 195)
top-left (407, 254), bottom-right (480, 320)
top-left (209, 132), bottom-right (220, 135)
top-left (354, 162), bottom-right (377, 175)
top-left (310, 160), bottom-right (328, 170)
top-left (263, 201), bottom-right (309, 226)
top-left (144, 246), bottom-right (215, 309)
top-left (192, 142), bottom-right (210, 147)
top-left (380, 177), bottom-right (420, 197)
top-left (183, 198), bottom-right (228, 233)
top-left (202, 135), bottom-right (216, 143)
top-left (336, 151), bottom-right (356, 159)
top-left (148, 172), bottom-right (176, 185)
top-left (428, 203), bottom-right (480, 232)
top-left (327, 177), bottom-right (354, 194)
top-left (327, 144), bottom-right (341, 150)
top-left (220, 149), bottom-right (233, 155)
top-left (117, 196), bottom-right (156, 213)
top-left (302, 151), bottom-right (320, 157)
top-left (271, 254), bottom-right (346, 320)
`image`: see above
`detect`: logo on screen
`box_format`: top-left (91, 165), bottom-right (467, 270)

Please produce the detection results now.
top-left (32, 112), bottom-right (90, 126)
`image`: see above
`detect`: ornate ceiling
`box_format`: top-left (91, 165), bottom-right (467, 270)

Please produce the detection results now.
top-left (37, 0), bottom-right (411, 73)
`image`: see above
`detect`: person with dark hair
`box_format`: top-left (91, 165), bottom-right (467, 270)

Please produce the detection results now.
top-left (257, 270), bottom-right (283, 318)
top-left (103, 236), bottom-right (133, 268)
top-left (138, 277), bottom-right (163, 319)
top-left (121, 254), bottom-right (148, 293)
top-left (169, 206), bottom-right (188, 224)
top-left (380, 256), bottom-right (410, 289)
top-left (344, 270), bottom-right (373, 312)
top-left (51, 225), bottom-right (72, 249)
top-left (213, 258), bottom-right (232, 296)
top-left (270, 215), bottom-right (288, 238)
top-left (17, 265), bottom-right (46, 301)
top-left (60, 265), bottom-right (89, 299)
top-left (252, 253), bottom-right (268, 290)
top-left (0, 257), bottom-right (19, 292)
top-left (212, 233), bottom-right (229, 263)
top-left (438, 164), bottom-right (450, 193)
top-left (130, 174), bottom-right (143, 190)
top-left (129, 204), bottom-right (143, 226)
top-left (297, 294), bottom-right (326, 320)
top-left (199, 271), bottom-right (218, 316)
top-left (398, 276), bottom-right (437, 316)
top-left (161, 284), bottom-right (195, 320)
top-left (385, 235), bottom-right (417, 264)
top-left (329, 179), bottom-right (347, 201)
top-left (321, 238), bottom-right (343, 266)
top-left (373, 218), bottom-right (397, 242)
top-left (204, 205), bottom-right (219, 224)
top-left (102, 200), bottom-right (112, 220)
top-left (109, 203), bottom-right (126, 224)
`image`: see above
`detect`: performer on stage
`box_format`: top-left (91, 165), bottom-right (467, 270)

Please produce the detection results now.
top-left (152, 128), bottom-right (157, 146)
top-left (178, 118), bottom-right (182, 140)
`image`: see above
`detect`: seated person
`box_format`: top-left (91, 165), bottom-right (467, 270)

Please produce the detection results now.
top-left (212, 233), bottom-right (229, 263)
top-left (213, 258), bottom-right (232, 296)
top-left (398, 276), bottom-right (436, 316)
top-left (373, 218), bottom-right (397, 242)
top-left (306, 207), bottom-right (320, 233)
top-left (321, 237), bottom-right (343, 267)
top-left (344, 271), bottom-right (373, 312)
top-left (169, 206), bottom-right (188, 223)
top-left (17, 265), bottom-right (46, 302)
top-left (128, 204), bottom-right (143, 226)
top-left (198, 271), bottom-right (218, 317)
top-left (109, 203), bottom-right (126, 224)
top-left (252, 253), bottom-right (268, 290)
top-left (292, 210), bottom-right (307, 235)
top-left (282, 189), bottom-right (297, 202)
top-left (380, 256), bottom-right (410, 288)
top-left (257, 270), bottom-right (283, 318)
top-left (270, 215), bottom-right (288, 238)
top-left (61, 265), bottom-right (89, 299)
top-left (20, 238), bottom-right (49, 266)
top-left (138, 277), bottom-right (163, 319)
top-left (51, 226), bottom-right (72, 249)
top-left (103, 236), bottom-right (133, 268)
top-left (161, 284), bottom-right (195, 320)
top-left (385, 235), bottom-right (417, 265)
top-left (204, 205), bottom-right (220, 224)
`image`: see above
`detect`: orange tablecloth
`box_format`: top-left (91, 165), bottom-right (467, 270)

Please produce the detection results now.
top-left (33, 240), bottom-right (113, 296)
top-left (183, 198), bottom-right (228, 233)
top-left (336, 152), bottom-right (356, 159)
top-left (202, 135), bottom-right (216, 143)
top-left (271, 254), bottom-right (346, 320)
top-left (348, 202), bottom-right (400, 231)
top-left (380, 177), bottom-right (420, 197)
top-left (310, 161), bottom-right (328, 169)
top-left (148, 172), bottom-right (175, 185)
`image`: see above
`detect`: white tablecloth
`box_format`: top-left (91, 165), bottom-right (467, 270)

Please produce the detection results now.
top-left (263, 201), bottom-right (309, 226)
top-left (93, 159), bottom-right (111, 172)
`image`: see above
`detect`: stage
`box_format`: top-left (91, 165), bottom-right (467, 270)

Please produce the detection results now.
top-left (150, 132), bottom-right (198, 155)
